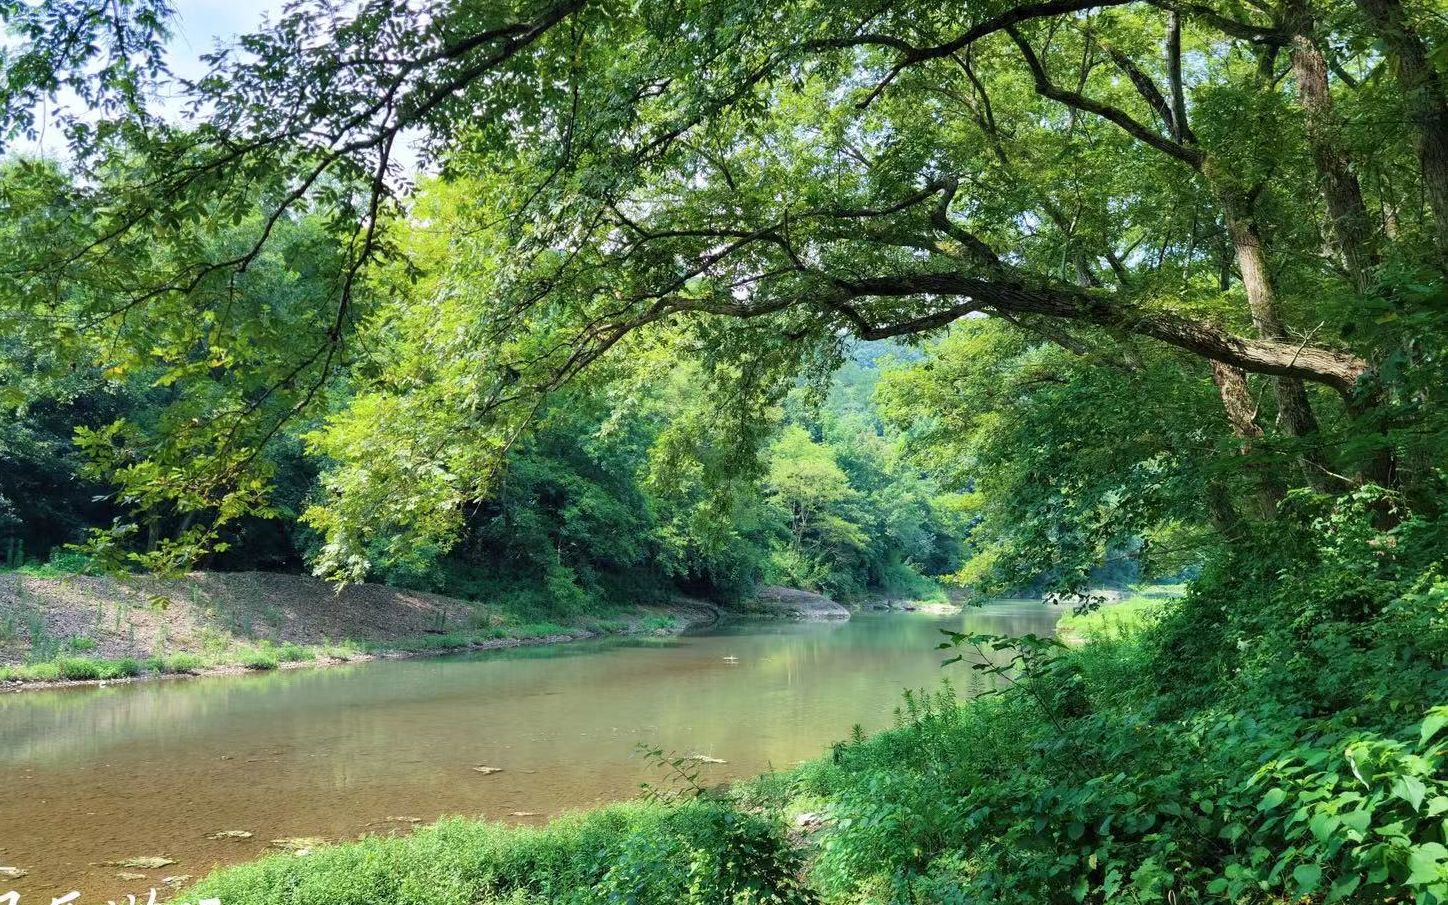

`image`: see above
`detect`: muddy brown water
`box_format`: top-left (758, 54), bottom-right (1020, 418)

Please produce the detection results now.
top-left (0, 601), bottom-right (1064, 901)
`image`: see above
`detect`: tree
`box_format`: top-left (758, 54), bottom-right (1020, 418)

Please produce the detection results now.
top-left (1, 0), bottom-right (1444, 575)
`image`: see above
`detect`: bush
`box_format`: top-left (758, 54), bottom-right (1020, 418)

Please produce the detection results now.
top-left (747, 495), bottom-right (1448, 905)
top-left (160, 652), bottom-right (206, 673)
top-left (276, 642), bottom-right (312, 662)
top-left (178, 801), bottom-right (812, 905)
top-left (639, 615), bottom-right (678, 633)
top-left (238, 649), bottom-right (279, 671)
top-left (55, 656), bottom-right (104, 680)
top-left (98, 657), bottom-right (142, 679)
top-left (16, 662), bottom-right (60, 681)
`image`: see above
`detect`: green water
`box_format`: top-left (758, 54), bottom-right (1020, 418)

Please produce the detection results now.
top-left (0, 601), bottom-right (1064, 899)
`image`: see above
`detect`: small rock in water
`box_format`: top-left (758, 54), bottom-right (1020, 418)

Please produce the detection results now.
top-left (205, 830), bottom-right (254, 840)
top-left (509, 811), bottom-right (541, 817)
top-left (101, 857), bottom-right (176, 869)
top-left (269, 837), bottom-right (326, 851)
top-left (380, 816), bottom-right (421, 824)
top-left (116, 872), bottom-right (148, 881)
top-left (472, 765), bottom-right (504, 775)
top-left (683, 753), bottom-right (727, 764)
top-left (0, 867), bottom-right (27, 880)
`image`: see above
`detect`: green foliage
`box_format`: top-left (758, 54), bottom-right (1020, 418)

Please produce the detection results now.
top-left (157, 652), bottom-right (205, 674)
top-left (238, 648), bottom-right (279, 671)
top-left (276, 642), bottom-right (312, 663)
top-left (746, 496), bottom-right (1448, 903)
top-left (178, 802), bottom-right (814, 905)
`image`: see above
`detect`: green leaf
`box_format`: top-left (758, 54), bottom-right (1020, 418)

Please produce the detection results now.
top-left (1407, 843), bottom-right (1448, 885)
top-left (1309, 812), bottom-right (1340, 842)
top-left (1326, 874), bottom-right (1361, 903)
top-left (1292, 862), bottom-right (1322, 894)
top-left (1393, 775), bottom-right (1428, 812)
top-left (1423, 711), bottom-right (1448, 747)
top-left (1259, 787), bottom-right (1289, 811)
top-left (1340, 809), bottom-right (1371, 835)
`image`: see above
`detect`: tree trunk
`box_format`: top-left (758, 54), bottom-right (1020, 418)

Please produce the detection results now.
top-left (1222, 211), bottom-right (1323, 441)
top-left (1289, 27), bottom-right (1379, 289)
top-left (1354, 0), bottom-right (1448, 251)
top-left (1210, 361), bottom-right (1285, 516)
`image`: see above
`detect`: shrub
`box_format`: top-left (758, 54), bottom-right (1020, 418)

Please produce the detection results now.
top-left (160, 653), bottom-right (206, 673)
top-left (276, 642), bottom-right (312, 662)
top-left (238, 649), bottom-right (279, 671)
top-left (513, 621), bottom-right (571, 639)
top-left (17, 662), bottom-right (60, 681)
top-left (639, 615), bottom-right (678, 633)
top-left (97, 657), bottom-right (142, 679)
top-left (750, 497), bottom-right (1448, 905)
top-left (55, 656), bottom-right (104, 680)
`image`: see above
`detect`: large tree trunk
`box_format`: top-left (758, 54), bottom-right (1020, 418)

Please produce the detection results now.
top-left (1289, 27), bottom-right (1379, 289)
top-left (1354, 0), bottom-right (1448, 251)
top-left (1222, 211), bottom-right (1323, 441)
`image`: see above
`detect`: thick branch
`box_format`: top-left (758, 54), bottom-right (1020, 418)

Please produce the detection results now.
top-left (1008, 27), bottom-right (1205, 169)
top-left (673, 270), bottom-right (1366, 392)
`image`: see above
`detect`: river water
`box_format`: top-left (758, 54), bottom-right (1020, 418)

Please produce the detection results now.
top-left (0, 600), bottom-right (1064, 900)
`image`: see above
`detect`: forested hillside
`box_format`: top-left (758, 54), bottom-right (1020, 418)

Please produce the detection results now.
top-left (3, 0), bottom-right (1448, 900)
top-left (3, 323), bottom-right (962, 609)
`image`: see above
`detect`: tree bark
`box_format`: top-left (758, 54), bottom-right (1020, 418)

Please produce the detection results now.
top-left (1288, 25), bottom-right (1379, 289)
top-left (1211, 361), bottom-right (1285, 516)
top-left (681, 269), bottom-right (1370, 392)
top-left (1221, 211), bottom-right (1323, 441)
top-left (1354, 0), bottom-right (1448, 251)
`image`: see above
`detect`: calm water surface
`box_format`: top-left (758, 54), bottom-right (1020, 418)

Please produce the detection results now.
top-left (0, 601), bottom-right (1064, 899)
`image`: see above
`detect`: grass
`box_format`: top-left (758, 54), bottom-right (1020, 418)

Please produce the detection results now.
top-left (276, 642), bottom-right (312, 662)
top-left (639, 615), bottom-right (679, 633)
top-left (1054, 592), bottom-right (1165, 645)
top-left (155, 652), bottom-right (207, 673)
top-left (177, 801), bottom-right (810, 905)
top-left (238, 647), bottom-right (279, 670)
top-left (0, 551), bottom-right (98, 578)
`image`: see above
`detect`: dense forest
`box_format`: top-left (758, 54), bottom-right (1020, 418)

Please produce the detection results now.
top-left (3, 318), bottom-right (965, 609)
top-left (3, 0), bottom-right (1448, 900)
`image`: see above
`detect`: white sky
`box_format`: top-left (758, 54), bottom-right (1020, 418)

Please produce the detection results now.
top-left (14, 0), bottom-right (287, 157)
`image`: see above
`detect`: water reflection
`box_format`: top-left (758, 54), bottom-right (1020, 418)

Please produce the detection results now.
top-left (0, 599), bottom-right (1064, 898)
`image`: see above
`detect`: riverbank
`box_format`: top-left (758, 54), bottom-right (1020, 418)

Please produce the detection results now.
top-left (163, 556), bottom-right (1448, 905)
top-left (0, 570), bottom-right (729, 691)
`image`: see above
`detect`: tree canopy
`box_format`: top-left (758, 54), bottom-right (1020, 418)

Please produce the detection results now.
top-left (1, 0), bottom-right (1446, 588)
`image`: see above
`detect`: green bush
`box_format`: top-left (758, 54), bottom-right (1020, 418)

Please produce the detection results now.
top-left (16, 662), bottom-right (60, 681)
top-left (178, 801), bottom-right (812, 905)
top-left (276, 642), bottom-right (312, 662)
top-left (98, 657), bottom-right (142, 679)
top-left (747, 495), bottom-right (1448, 904)
top-left (238, 649), bottom-right (279, 671)
top-left (639, 615), bottom-right (678, 633)
top-left (55, 656), bottom-right (104, 680)
top-left (160, 652), bottom-right (206, 673)
top-left (512, 621), bottom-right (571, 639)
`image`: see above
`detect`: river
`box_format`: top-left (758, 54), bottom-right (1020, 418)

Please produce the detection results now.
top-left (0, 600), bottom-right (1064, 900)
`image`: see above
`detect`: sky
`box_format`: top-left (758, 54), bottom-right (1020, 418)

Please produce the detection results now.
top-left (15, 0), bottom-right (287, 157)
top-left (164, 0), bottom-right (286, 80)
